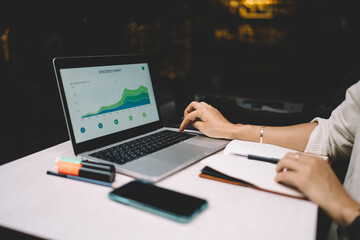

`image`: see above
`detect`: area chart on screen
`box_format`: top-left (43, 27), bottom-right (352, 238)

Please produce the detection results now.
top-left (82, 85), bottom-right (150, 118)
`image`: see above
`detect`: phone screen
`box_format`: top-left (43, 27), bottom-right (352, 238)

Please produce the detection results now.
top-left (109, 181), bottom-right (208, 222)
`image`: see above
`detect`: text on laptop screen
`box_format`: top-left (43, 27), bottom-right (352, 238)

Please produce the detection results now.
top-left (60, 63), bottom-right (160, 143)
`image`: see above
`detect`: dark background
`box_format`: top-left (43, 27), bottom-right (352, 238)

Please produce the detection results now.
top-left (1, 0), bottom-right (360, 165)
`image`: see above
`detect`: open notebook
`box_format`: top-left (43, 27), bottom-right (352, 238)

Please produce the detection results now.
top-left (200, 140), bottom-right (328, 199)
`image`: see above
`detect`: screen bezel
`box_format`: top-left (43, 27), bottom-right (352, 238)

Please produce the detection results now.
top-left (53, 54), bottom-right (163, 155)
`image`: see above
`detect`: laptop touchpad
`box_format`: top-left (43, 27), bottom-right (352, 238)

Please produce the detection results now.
top-left (122, 156), bottom-right (178, 177)
top-left (151, 142), bottom-right (210, 164)
top-left (122, 143), bottom-right (210, 177)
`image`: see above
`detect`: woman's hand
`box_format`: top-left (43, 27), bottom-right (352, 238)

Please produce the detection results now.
top-left (275, 153), bottom-right (360, 227)
top-left (179, 101), bottom-right (235, 139)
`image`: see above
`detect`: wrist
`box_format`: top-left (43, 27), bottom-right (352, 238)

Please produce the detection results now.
top-left (229, 124), bottom-right (259, 142)
top-left (328, 194), bottom-right (360, 228)
top-left (341, 202), bottom-right (360, 227)
top-left (221, 123), bottom-right (240, 140)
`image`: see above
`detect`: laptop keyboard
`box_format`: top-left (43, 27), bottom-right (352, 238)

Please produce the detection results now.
top-left (90, 130), bottom-right (195, 165)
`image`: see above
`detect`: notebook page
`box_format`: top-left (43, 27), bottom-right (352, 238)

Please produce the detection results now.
top-left (202, 151), bottom-right (304, 198)
top-left (224, 140), bottom-right (296, 159)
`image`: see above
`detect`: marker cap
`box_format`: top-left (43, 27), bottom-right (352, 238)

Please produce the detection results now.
top-left (56, 161), bottom-right (82, 175)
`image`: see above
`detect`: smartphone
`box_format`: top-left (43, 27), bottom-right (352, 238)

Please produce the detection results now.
top-left (109, 180), bottom-right (208, 223)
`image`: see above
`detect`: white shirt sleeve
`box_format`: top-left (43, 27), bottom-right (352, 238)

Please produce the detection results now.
top-left (304, 81), bottom-right (360, 161)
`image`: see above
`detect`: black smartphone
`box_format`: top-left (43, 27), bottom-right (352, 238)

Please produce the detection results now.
top-left (109, 180), bottom-right (208, 223)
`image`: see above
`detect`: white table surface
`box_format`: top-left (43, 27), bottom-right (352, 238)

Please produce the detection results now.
top-left (0, 141), bottom-right (318, 240)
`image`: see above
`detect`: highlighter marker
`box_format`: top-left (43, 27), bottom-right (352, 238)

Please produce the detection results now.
top-left (55, 161), bottom-right (115, 182)
top-left (56, 156), bottom-right (115, 172)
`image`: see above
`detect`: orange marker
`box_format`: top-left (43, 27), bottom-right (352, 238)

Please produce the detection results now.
top-left (55, 161), bottom-right (82, 175)
top-left (54, 161), bottom-right (115, 182)
top-left (55, 156), bottom-right (115, 172)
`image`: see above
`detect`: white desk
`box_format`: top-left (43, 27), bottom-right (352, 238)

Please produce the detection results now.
top-left (0, 141), bottom-right (318, 240)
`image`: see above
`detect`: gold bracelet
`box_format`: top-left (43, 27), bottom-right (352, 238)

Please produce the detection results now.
top-left (260, 126), bottom-right (265, 143)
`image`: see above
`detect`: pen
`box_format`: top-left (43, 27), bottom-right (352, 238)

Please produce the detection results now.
top-left (231, 153), bottom-right (280, 164)
top-left (47, 171), bottom-right (114, 188)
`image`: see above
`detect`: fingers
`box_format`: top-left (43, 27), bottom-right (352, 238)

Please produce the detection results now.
top-left (179, 101), bottom-right (210, 132)
top-left (274, 170), bottom-right (300, 188)
top-left (276, 152), bottom-right (303, 173)
top-left (276, 152), bottom-right (336, 202)
top-left (183, 101), bottom-right (201, 118)
top-left (192, 120), bottom-right (205, 132)
top-left (179, 110), bottom-right (202, 132)
top-left (275, 152), bottom-right (316, 191)
top-left (275, 153), bottom-right (303, 190)
top-left (179, 102), bottom-right (198, 132)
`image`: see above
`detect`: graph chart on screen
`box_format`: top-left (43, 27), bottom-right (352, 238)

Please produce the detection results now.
top-left (82, 85), bottom-right (150, 118)
top-left (60, 62), bottom-right (160, 143)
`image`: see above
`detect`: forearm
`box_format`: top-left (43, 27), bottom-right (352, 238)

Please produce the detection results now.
top-left (225, 122), bottom-right (318, 152)
top-left (325, 192), bottom-right (360, 228)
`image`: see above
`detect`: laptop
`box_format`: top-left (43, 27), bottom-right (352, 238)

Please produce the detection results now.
top-left (53, 54), bottom-right (228, 182)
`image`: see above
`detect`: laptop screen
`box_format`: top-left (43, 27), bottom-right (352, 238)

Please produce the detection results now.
top-left (59, 63), bottom-right (160, 144)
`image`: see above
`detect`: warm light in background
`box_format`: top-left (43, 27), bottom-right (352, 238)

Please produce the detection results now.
top-left (222, 0), bottom-right (294, 19)
top-left (214, 24), bottom-right (286, 45)
top-left (1, 28), bottom-right (10, 61)
top-left (214, 0), bottom-right (293, 45)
